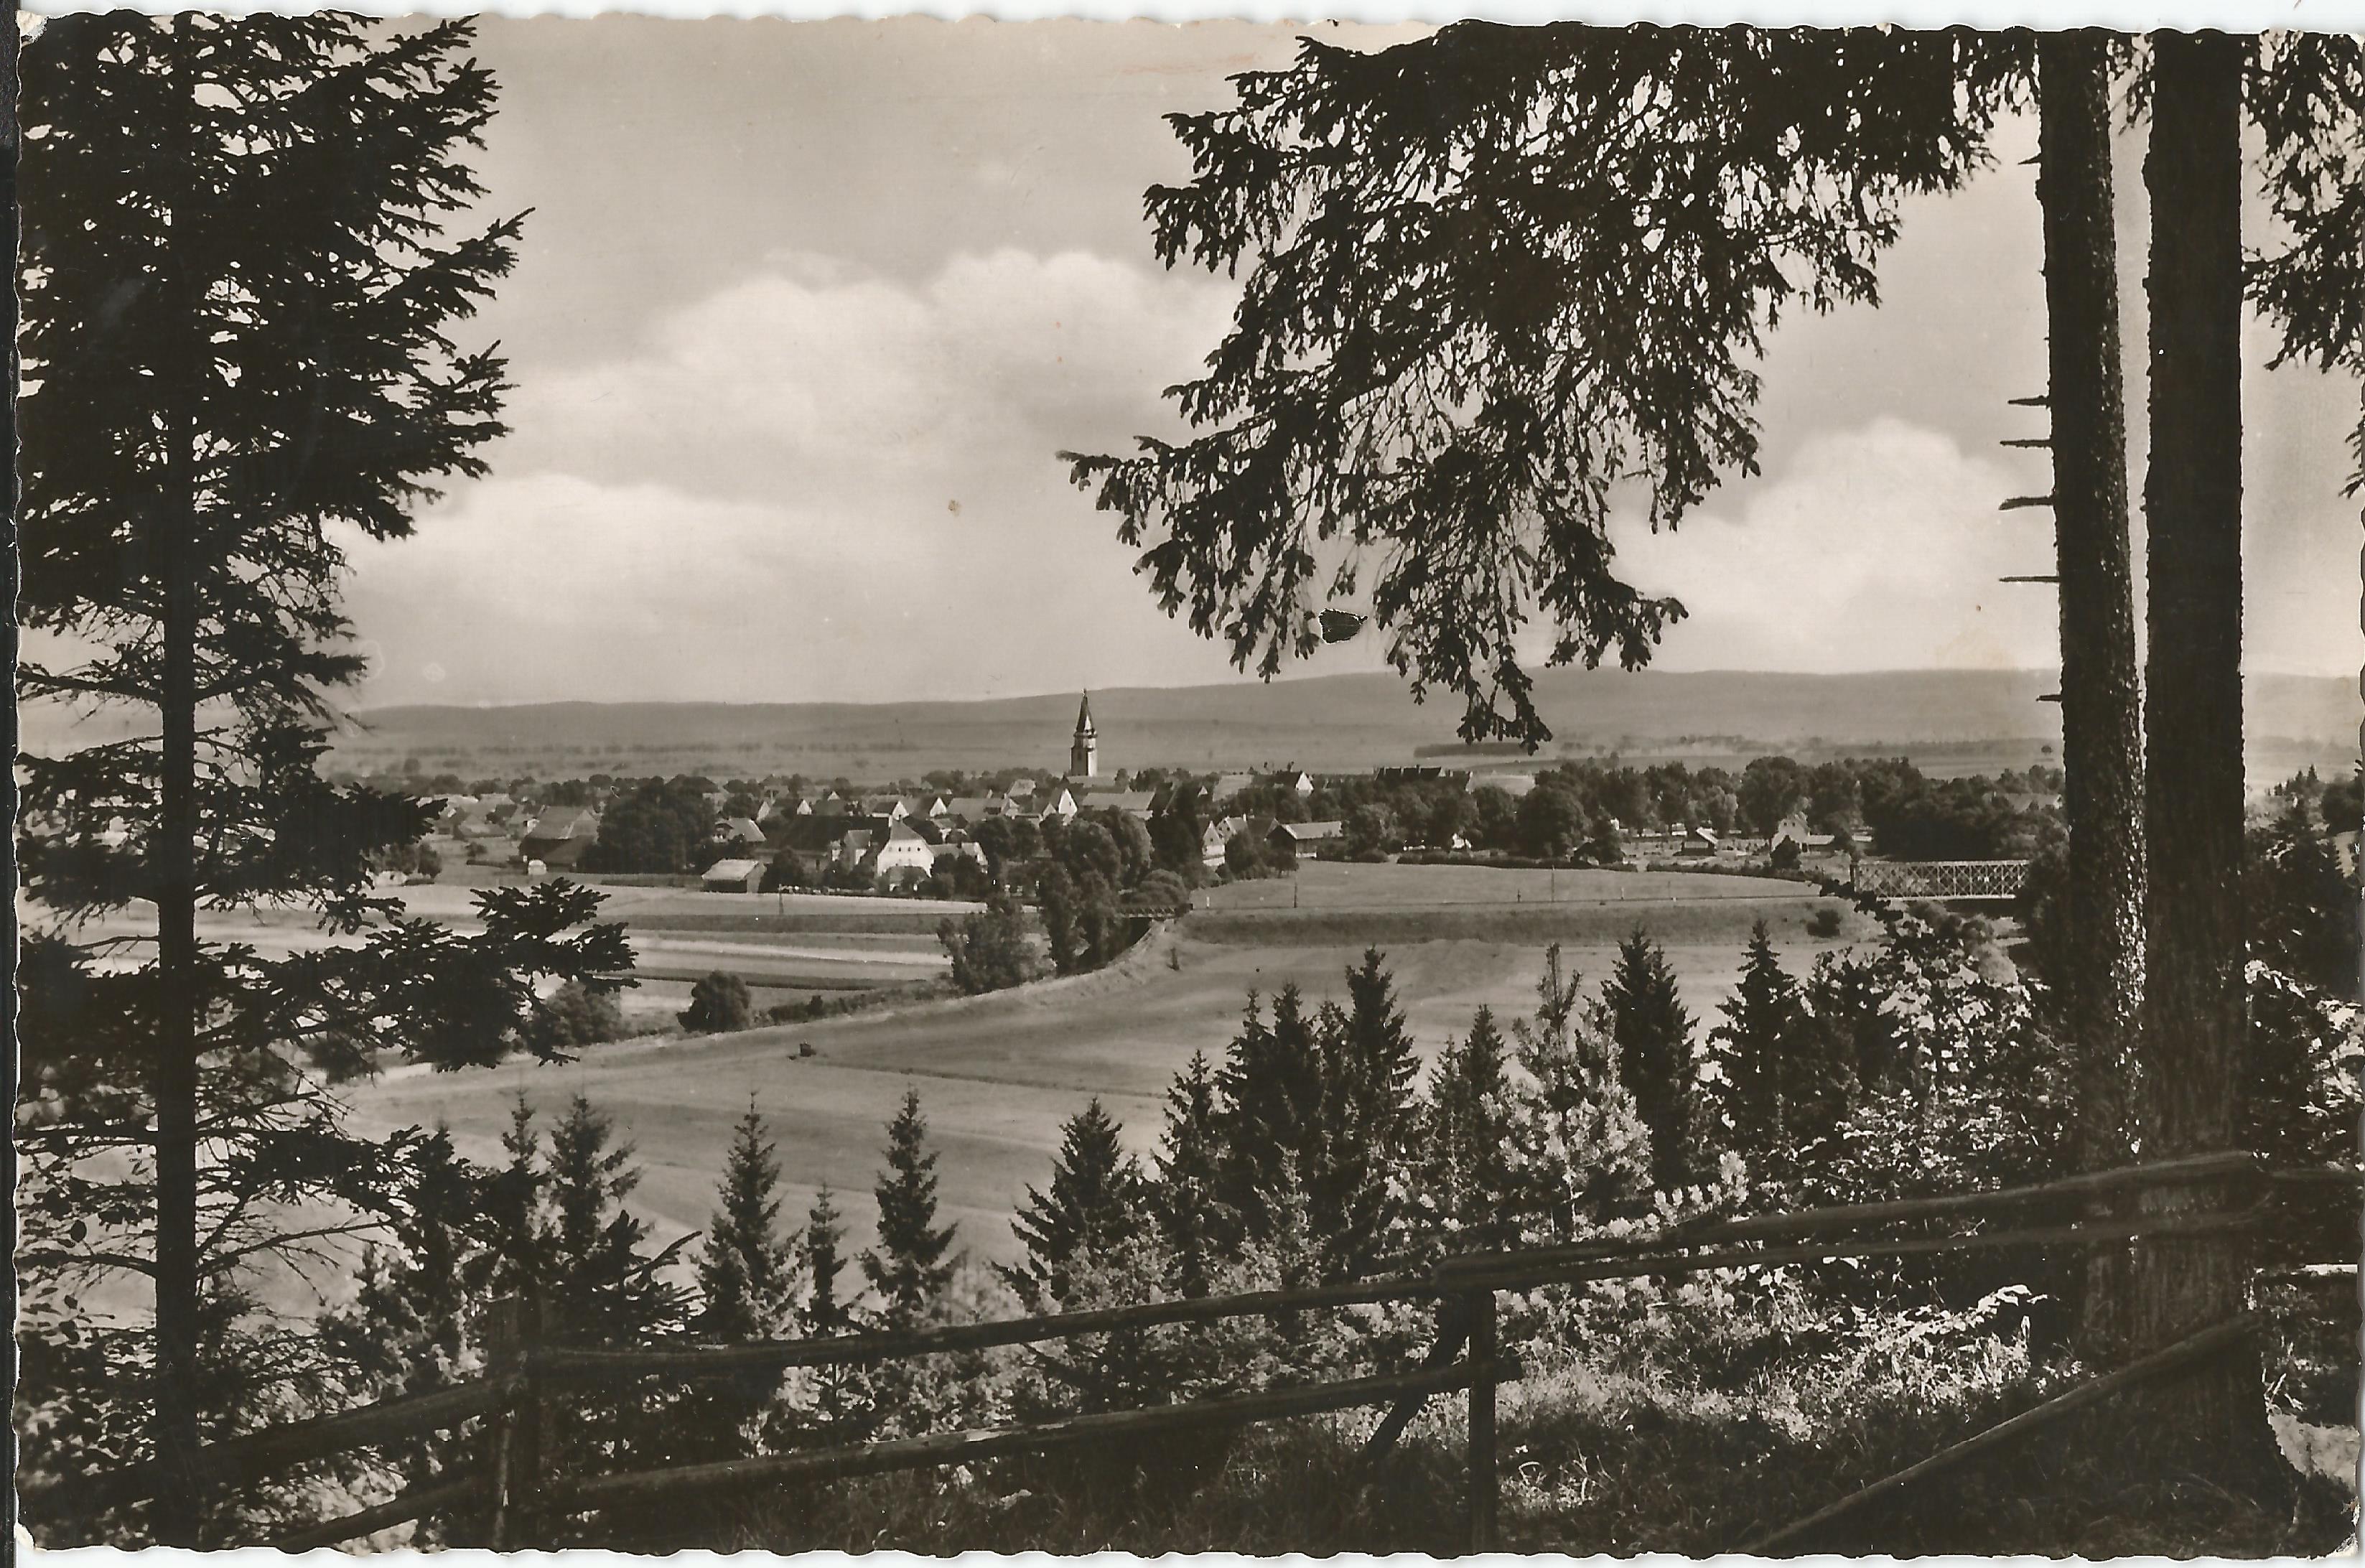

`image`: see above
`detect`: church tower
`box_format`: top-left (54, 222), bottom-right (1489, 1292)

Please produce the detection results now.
top-left (1069, 691), bottom-right (1098, 779)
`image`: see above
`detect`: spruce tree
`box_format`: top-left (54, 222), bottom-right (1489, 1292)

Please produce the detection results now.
top-left (1507, 946), bottom-right (1652, 1238)
top-left (518, 1096), bottom-right (686, 1504)
top-left (1316, 948), bottom-right (1422, 1277)
top-left (862, 1088), bottom-right (958, 1327)
top-left (1151, 1052), bottom-right (1236, 1297)
top-left (795, 1182), bottom-right (874, 1439)
top-left (1000, 1099), bottom-right (1145, 1314)
top-left (315, 1129), bottom-right (496, 1546)
top-left (801, 1184), bottom-right (854, 1339)
top-left (1417, 1006), bottom-right (1521, 1252)
top-left (1702, 921), bottom-right (1807, 1168)
top-left (1214, 986), bottom-right (1326, 1240)
top-left (1601, 928), bottom-right (1697, 1190)
top-left (687, 1100), bottom-right (798, 1458)
top-left (696, 1099), bottom-right (799, 1343)
top-left (14, 14), bottom-right (629, 1543)
top-left (544, 1096), bottom-right (691, 1350)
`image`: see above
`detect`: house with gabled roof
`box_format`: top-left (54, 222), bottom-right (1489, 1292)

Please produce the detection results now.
top-left (711, 816), bottom-right (767, 848)
top-left (846, 818), bottom-right (938, 889)
top-left (518, 806), bottom-right (602, 869)
top-left (1200, 814), bottom-right (1250, 868)
top-left (701, 858), bottom-right (766, 894)
top-left (1271, 819), bottom-right (1344, 850)
top-left (1088, 790), bottom-right (1160, 820)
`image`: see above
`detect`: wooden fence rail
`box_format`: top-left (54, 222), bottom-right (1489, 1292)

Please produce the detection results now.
top-left (554, 1355), bottom-right (1522, 1512)
top-left (24, 1376), bottom-right (503, 1520)
top-left (20, 1155), bottom-right (2350, 1552)
top-left (1740, 1313), bottom-right (2262, 1554)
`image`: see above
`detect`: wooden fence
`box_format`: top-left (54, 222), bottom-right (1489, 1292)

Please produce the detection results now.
top-left (20, 1151), bottom-right (2348, 1554)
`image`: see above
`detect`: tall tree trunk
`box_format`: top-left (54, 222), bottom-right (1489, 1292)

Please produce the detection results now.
top-left (150, 23), bottom-right (204, 1546)
top-left (2035, 29), bottom-right (2145, 1358)
top-left (1, 19), bottom-right (19, 1549)
top-left (2135, 27), bottom-right (2264, 1461)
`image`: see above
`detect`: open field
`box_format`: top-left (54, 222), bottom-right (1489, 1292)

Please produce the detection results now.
top-left (29, 878), bottom-right (958, 1007)
top-left (1199, 860), bottom-right (1813, 910)
top-left (343, 869), bottom-right (1867, 1274)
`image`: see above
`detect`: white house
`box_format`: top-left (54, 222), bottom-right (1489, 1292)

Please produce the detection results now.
top-left (1771, 811), bottom-right (1837, 855)
top-left (1200, 813), bottom-right (1249, 867)
top-left (862, 820), bottom-right (940, 887)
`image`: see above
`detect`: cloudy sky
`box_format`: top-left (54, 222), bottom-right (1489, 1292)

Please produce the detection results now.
top-left (337, 19), bottom-right (2363, 709)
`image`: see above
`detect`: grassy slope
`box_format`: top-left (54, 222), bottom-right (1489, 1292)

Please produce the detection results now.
top-left (344, 869), bottom-right (1862, 1272)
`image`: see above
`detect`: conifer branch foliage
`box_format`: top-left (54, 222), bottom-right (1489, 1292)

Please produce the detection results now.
top-left (2244, 32), bottom-right (2365, 496)
top-left (1065, 23), bottom-right (2003, 747)
top-left (10, 15), bottom-right (631, 1544)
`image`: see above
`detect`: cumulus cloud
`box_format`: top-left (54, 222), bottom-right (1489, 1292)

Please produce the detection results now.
top-left (498, 246), bottom-right (1236, 508)
top-left (1610, 419), bottom-right (2061, 672)
top-left (342, 249), bottom-right (1255, 705)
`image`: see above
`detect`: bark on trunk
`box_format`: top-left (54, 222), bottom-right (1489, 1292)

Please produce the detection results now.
top-left (151, 24), bottom-right (204, 1546)
top-left (2035, 29), bottom-right (2146, 1358)
top-left (2134, 27), bottom-right (2265, 1465)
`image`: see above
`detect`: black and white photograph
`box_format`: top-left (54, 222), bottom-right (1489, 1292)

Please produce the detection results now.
top-left (9, 4), bottom-right (2364, 1555)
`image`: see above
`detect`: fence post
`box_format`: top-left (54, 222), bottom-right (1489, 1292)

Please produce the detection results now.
top-left (1466, 1286), bottom-right (1497, 1554)
top-left (487, 1293), bottom-right (545, 1551)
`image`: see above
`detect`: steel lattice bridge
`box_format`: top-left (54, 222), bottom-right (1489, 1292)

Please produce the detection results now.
top-left (1850, 858), bottom-right (2031, 901)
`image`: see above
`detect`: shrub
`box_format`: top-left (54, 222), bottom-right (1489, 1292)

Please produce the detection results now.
top-left (940, 892), bottom-right (1035, 994)
top-left (1806, 907), bottom-right (1844, 938)
top-left (534, 979), bottom-right (632, 1050)
top-left (680, 971), bottom-right (754, 1035)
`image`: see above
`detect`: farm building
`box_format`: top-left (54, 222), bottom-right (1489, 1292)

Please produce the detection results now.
top-left (701, 858), bottom-right (766, 894)
top-left (518, 806), bottom-right (602, 869)
top-left (1681, 826), bottom-right (1721, 857)
top-left (1086, 790), bottom-right (1160, 819)
top-left (711, 816), bottom-right (767, 848)
top-left (1271, 820), bottom-right (1345, 851)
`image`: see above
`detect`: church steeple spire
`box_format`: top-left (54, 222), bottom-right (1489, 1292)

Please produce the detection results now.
top-left (1070, 691), bottom-right (1098, 778)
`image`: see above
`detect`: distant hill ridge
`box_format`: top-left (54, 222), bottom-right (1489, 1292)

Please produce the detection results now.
top-left (25, 668), bottom-right (2354, 778)
top-left (347, 669), bottom-right (2354, 771)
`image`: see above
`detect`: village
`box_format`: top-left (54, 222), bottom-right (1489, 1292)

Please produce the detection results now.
top-left (396, 691), bottom-right (2007, 902)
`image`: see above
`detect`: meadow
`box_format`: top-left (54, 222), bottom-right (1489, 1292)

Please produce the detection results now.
top-left (342, 865), bottom-right (1869, 1270)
